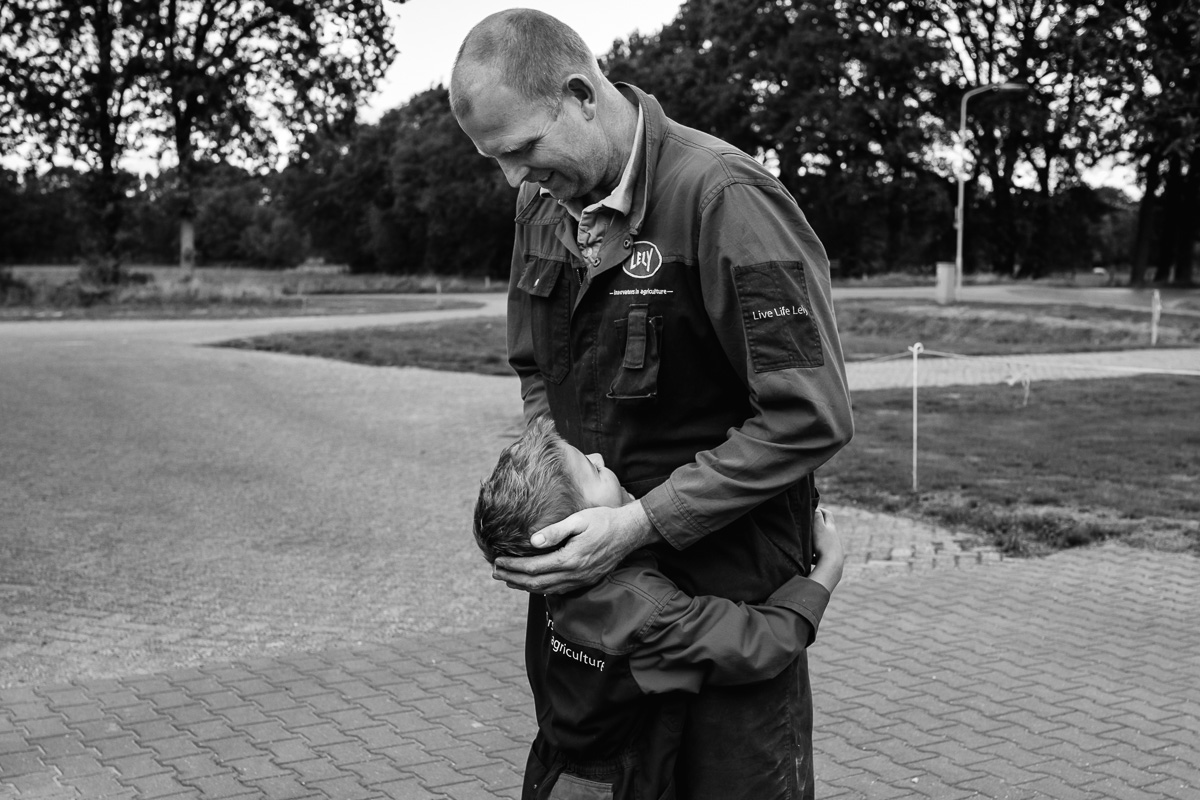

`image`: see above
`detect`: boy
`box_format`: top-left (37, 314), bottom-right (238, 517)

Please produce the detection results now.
top-left (474, 418), bottom-right (844, 800)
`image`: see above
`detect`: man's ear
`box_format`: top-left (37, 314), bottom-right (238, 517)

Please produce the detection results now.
top-left (565, 75), bottom-right (598, 120)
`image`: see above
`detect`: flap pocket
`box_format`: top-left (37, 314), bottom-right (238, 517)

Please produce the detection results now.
top-left (518, 255), bottom-right (571, 384)
top-left (608, 304), bottom-right (662, 401)
top-left (518, 257), bottom-right (564, 298)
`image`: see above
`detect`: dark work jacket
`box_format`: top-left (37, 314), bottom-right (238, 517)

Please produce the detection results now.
top-left (507, 84), bottom-right (853, 603)
top-left (522, 551), bottom-right (831, 800)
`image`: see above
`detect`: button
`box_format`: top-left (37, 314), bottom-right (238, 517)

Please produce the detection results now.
top-left (623, 238), bottom-right (632, 248)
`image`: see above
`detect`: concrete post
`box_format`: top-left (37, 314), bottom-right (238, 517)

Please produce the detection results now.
top-left (936, 262), bottom-right (958, 305)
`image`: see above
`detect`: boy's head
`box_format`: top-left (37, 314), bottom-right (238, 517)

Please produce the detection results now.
top-left (473, 417), bottom-right (629, 563)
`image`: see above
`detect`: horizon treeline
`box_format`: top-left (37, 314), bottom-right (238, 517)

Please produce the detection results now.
top-left (1, 0), bottom-right (1193, 285)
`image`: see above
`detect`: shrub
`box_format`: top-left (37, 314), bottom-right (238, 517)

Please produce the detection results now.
top-left (0, 266), bottom-right (33, 306)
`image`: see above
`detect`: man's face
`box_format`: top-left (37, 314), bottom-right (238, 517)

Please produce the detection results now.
top-left (557, 441), bottom-right (631, 509)
top-left (457, 75), bottom-right (607, 202)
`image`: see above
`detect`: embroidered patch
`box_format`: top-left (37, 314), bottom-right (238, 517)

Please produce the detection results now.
top-left (733, 261), bottom-right (824, 373)
top-left (623, 241), bottom-right (663, 279)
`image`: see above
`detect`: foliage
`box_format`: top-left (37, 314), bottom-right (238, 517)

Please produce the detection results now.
top-left (0, 0), bottom-right (400, 277)
top-left (145, 0), bottom-right (399, 271)
top-left (0, 1), bottom-right (158, 263)
top-left (605, 0), bottom-right (951, 273)
top-left (1081, 0), bottom-right (1200, 286)
top-left (1, 0), bottom-right (1195, 282)
top-left (277, 86), bottom-right (516, 275)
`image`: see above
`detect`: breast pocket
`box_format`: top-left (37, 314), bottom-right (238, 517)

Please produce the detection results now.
top-left (607, 304), bottom-right (663, 401)
top-left (517, 256), bottom-right (571, 384)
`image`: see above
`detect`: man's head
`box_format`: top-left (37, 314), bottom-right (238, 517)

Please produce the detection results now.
top-left (473, 417), bottom-right (629, 563)
top-left (450, 8), bottom-right (630, 203)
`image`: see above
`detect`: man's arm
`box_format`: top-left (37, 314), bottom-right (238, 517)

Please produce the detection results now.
top-left (640, 179), bottom-right (853, 549)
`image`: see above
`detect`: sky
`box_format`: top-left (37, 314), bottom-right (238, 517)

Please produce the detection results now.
top-left (363, 0), bottom-right (686, 121)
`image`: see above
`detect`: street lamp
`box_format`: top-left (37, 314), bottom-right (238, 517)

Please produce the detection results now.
top-left (955, 82), bottom-right (1025, 294)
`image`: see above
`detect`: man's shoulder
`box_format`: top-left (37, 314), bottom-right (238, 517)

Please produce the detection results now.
top-left (655, 118), bottom-right (781, 194)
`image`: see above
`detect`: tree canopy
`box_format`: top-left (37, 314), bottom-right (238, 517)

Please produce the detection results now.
top-left (1, 0), bottom-right (399, 277)
top-left (2, 0), bottom-right (1192, 285)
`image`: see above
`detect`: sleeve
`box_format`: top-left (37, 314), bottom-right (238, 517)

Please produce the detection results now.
top-left (640, 178), bottom-right (854, 549)
top-left (506, 197), bottom-right (550, 424)
top-left (626, 570), bottom-right (832, 696)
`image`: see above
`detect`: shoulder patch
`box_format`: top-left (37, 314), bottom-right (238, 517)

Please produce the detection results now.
top-left (733, 261), bottom-right (824, 372)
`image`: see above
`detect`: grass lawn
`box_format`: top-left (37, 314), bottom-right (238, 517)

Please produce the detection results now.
top-left (823, 376), bottom-right (1199, 556)
top-left (219, 300), bottom-right (1200, 556)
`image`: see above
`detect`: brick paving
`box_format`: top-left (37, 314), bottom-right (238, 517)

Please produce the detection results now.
top-left (3, 539), bottom-right (1196, 799)
top-left (4, 300), bottom-right (1198, 799)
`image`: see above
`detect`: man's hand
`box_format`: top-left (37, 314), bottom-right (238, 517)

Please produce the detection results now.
top-left (808, 507), bottom-right (845, 594)
top-left (492, 501), bottom-right (661, 595)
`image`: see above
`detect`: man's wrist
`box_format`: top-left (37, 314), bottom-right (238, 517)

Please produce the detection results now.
top-left (624, 500), bottom-right (661, 549)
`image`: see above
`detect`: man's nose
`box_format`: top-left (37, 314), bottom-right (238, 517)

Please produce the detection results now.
top-left (587, 453), bottom-right (605, 469)
top-left (498, 158), bottom-right (528, 187)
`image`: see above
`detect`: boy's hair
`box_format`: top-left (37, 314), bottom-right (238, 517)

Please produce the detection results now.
top-left (473, 417), bottom-right (585, 563)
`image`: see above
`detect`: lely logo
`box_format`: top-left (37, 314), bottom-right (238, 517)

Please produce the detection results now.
top-left (623, 241), bottom-right (663, 279)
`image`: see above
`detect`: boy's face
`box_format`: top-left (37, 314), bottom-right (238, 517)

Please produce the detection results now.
top-left (558, 442), bottom-right (632, 508)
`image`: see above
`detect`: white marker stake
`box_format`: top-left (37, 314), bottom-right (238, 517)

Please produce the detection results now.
top-left (909, 343), bottom-right (924, 493)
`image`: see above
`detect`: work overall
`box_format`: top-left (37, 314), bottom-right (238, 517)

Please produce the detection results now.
top-left (509, 86), bottom-right (852, 800)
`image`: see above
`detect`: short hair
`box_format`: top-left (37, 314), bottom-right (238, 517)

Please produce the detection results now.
top-left (473, 417), bottom-right (584, 563)
top-left (450, 8), bottom-right (600, 119)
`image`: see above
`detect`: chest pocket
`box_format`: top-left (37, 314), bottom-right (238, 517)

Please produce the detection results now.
top-left (607, 304), bottom-right (663, 401)
top-left (518, 256), bottom-right (571, 384)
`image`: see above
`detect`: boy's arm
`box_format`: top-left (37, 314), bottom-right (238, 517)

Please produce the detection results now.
top-left (627, 573), bottom-right (827, 695)
top-left (628, 507), bottom-right (844, 695)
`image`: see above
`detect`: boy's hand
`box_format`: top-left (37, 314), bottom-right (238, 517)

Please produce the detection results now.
top-left (492, 501), bottom-right (661, 594)
top-left (809, 507), bottom-right (845, 593)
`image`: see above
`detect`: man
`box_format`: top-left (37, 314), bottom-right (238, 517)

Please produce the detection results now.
top-left (451, 9), bottom-right (853, 799)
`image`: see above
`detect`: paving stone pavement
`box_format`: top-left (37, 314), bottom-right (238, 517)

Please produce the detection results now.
top-left (2, 539), bottom-right (1196, 800)
top-left (4, 303), bottom-right (1198, 799)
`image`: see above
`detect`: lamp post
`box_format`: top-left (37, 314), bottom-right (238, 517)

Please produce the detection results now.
top-left (955, 82), bottom-right (1025, 294)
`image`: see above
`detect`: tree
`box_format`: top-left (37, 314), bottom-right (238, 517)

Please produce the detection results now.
top-left (144, 0), bottom-right (399, 273)
top-left (1, 1), bottom-right (158, 275)
top-left (1091, 0), bottom-right (1200, 286)
top-left (606, 0), bottom-right (950, 273)
top-left (1, 1), bottom-right (400, 277)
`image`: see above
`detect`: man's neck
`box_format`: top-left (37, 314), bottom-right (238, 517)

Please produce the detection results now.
top-left (580, 89), bottom-right (640, 207)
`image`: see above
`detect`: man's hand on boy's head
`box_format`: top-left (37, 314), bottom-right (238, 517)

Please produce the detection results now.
top-left (491, 501), bottom-right (661, 595)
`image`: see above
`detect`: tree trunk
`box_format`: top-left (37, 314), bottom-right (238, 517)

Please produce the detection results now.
top-left (90, 0), bottom-right (122, 282)
top-left (1172, 149), bottom-right (1198, 286)
top-left (1130, 151), bottom-right (1162, 287)
top-left (884, 179), bottom-right (902, 272)
top-left (1153, 153), bottom-right (1182, 283)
